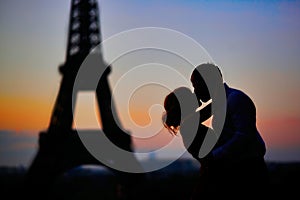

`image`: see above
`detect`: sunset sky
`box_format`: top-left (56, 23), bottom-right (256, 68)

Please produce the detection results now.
top-left (0, 0), bottom-right (300, 166)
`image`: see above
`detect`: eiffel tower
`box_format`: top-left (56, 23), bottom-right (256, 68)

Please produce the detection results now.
top-left (25, 0), bottom-right (143, 199)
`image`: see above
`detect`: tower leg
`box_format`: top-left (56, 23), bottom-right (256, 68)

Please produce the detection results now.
top-left (24, 130), bottom-right (145, 200)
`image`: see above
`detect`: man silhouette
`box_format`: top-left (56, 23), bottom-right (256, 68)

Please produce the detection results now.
top-left (189, 63), bottom-right (269, 198)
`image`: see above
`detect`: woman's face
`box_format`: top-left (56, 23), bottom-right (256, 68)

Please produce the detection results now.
top-left (164, 93), bottom-right (181, 129)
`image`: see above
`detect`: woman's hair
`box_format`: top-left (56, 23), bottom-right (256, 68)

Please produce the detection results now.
top-left (162, 87), bottom-right (199, 135)
top-left (162, 92), bottom-right (181, 135)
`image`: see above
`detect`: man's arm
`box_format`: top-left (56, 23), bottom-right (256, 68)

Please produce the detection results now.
top-left (211, 91), bottom-right (257, 161)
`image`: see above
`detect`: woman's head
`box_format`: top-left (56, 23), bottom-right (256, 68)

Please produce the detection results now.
top-left (162, 87), bottom-right (199, 135)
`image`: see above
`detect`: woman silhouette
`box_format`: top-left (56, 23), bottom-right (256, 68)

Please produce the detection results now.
top-left (163, 87), bottom-right (216, 198)
top-left (162, 87), bottom-right (212, 160)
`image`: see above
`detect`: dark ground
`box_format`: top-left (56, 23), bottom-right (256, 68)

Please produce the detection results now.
top-left (1, 159), bottom-right (299, 200)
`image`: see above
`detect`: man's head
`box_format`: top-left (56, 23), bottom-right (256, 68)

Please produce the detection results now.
top-left (191, 63), bottom-right (223, 102)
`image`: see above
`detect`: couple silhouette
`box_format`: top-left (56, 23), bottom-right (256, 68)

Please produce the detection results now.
top-left (163, 63), bottom-right (269, 199)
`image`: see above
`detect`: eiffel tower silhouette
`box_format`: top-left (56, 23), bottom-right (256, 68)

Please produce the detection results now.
top-left (25, 0), bottom-right (143, 199)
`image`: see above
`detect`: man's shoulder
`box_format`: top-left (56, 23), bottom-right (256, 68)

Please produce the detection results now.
top-left (225, 84), bottom-right (254, 107)
top-left (226, 84), bottom-right (249, 99)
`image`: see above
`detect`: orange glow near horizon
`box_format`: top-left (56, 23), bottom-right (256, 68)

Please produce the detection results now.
top-left (0, 94), bottom-right (53, 131)
top-left (73, 92), bottom-right (102, 130)
top-left (1, 91), bottom-right (300, 153)
top-left (257, 117), bottom-right (300, 149)
top-left (132, 128), bottom-right (175, 150)
top-left (128, 109), bottom-right (151, 127)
